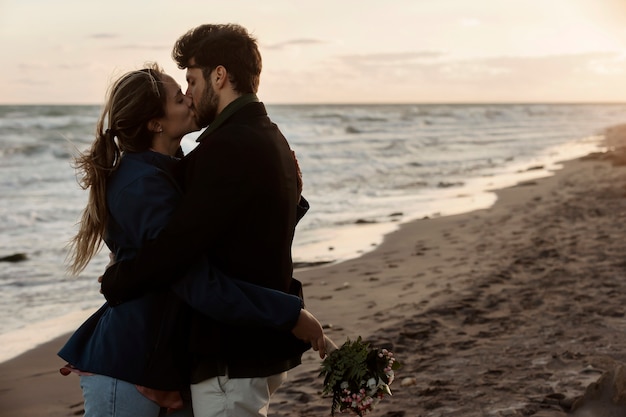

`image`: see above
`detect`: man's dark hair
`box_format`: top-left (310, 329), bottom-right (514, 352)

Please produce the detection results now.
top-left (172, 23), bottom-right (262, 94)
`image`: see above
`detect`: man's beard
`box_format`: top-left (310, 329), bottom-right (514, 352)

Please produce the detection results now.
top-left (195, 81), bottom-right (219, 128)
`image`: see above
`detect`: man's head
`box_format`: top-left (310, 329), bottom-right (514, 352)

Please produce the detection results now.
top-left (172, 24), bottom-right (262, 127)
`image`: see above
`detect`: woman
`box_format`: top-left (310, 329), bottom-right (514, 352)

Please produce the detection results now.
top-left (59, 64), bottom-right (322, 417)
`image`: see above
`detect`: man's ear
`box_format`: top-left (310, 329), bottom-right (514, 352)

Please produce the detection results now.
top-left (214, 65), bottom-right (227, 88)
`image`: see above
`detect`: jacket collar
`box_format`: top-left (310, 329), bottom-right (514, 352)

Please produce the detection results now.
top-left (122, 150), bottom-right (179, 170)
top-left (196, 93), bottom-right (260, 142)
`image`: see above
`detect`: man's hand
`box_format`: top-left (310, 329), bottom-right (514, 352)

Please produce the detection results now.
top-left (291, 309), bottom-right (326, 359)
top-left (97, 252), bottom-right (116, 294)
top-left (292, 150), bottom-right (303, 200)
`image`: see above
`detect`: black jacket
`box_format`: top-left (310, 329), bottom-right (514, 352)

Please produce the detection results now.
top-left (59, 151), bottom-right (305, 389)
top-left (101, 99), bottom-right (310, 382)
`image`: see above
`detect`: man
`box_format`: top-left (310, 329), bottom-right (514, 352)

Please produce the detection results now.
top-left (101, 24), bottom-right (326, 417)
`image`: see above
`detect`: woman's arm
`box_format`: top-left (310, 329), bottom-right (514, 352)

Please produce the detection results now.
top-left (172, 259), bottom-right (326, 357)
top-left (102, 138), bottom-right (306, 305)
top-left (106, 165), bottom-right (316, 338)
top-left (172, 256), bottom-right (302, 331)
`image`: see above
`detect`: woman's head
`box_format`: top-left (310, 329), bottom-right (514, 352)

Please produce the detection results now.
top-left (104, 63), bottom-right (166, 153)
top-left (67, 63), bottom-right (196, 276)
top-left (104, 64), bottom-right (197, 153)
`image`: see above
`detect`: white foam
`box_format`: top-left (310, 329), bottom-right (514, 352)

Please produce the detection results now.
top-left (293, 222), bottom-right (397, 266)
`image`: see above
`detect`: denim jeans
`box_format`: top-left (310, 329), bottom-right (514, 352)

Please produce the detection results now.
top-left (80, 374), bottom-right (193, 417)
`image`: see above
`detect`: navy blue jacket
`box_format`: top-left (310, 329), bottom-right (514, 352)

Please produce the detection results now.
top-left (59, 151), bottom-right (303, 390)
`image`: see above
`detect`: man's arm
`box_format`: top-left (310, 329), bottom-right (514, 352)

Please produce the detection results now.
top-left (102, 192), bottom-right (308, 305)
top-left (171, 258), bottom-right (326, 357)
top-left (101, 136), bottom-right (258, 304)
top-left (172, 256), bottom-right (302, 330)
top-left (296, 196), bottom-right (309, 225)
top-left (102, 137), bottom-right (306, 305)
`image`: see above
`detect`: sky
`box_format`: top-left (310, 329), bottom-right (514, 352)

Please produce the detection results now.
top-left (1, 0), bottom-right (626, 104)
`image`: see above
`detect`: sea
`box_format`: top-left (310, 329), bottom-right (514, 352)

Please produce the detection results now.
top-left (1, 103), bottom-right (626, 363)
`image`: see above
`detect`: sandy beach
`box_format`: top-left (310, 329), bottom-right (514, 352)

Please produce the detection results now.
top-left (4, 125), bottom-right (626, 416)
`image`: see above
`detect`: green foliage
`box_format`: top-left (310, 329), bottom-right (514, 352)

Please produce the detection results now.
top-left (319, 337), bottom-right (400, 416)
top-left (320, 337), bottom-right (367, 392)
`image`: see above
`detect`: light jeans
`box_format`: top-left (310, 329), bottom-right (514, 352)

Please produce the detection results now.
top-left (190, 372), bottom-right (287, 417)
top-left (80, 374), bottom-right (193, 417)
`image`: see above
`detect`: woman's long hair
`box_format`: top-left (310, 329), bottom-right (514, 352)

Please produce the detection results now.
top-left (67, 63), bottom-right (167, 276)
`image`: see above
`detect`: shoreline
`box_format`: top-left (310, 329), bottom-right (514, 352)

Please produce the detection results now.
top-left (268, 126), bottom-right (626, 416)
top-left (0, 164), bottom-right (588, 365)
top-left (292, 132), bottom-right (605, 268)
top-left (0, 118), bottom-right (606, 352)
top-left (0, 139), bottom-right (598, 365)
top-left (2, 126), bottom-right (626, 415)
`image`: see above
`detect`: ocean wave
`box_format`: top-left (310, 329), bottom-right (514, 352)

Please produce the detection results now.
top-left (308, 112), bottom-right (349, 121)
top-left (1, 102), bottom-right (626, 358)
top-left (0, 115), bottom-right (94, 131)
top-left (0, 143), bottom-right (49, 157)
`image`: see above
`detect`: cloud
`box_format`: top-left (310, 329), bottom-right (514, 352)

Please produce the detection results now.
top-left (89, 33), bottom-right (118, 39)
top-left (18, 62), bottom-right (92, 71)
top-left (57, 63), bottom-right (90, 70)
top-left (459, 17), bottom-right (481, 27)
top-left (291, 50), bottom-right (626, 102)
top-left (18, 63), bottom-right (47, 70)
top-left (264, 38), bottom-right (326, 50)
top-left (337, 51), bottom-right (446, 66)
top-left (110, 44), bottom-right (171, 50)
top-left (333, 51), bottom-right (625, 82)
top-left (461, 52), bottom-right (626, 80)
top-left (12, 78), bottom-right (48, 86)
top-left (584, 53), bottom-right (626, 75)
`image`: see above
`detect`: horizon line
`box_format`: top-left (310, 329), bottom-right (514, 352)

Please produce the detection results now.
top-left (2, 101), bottom-right (626, 106)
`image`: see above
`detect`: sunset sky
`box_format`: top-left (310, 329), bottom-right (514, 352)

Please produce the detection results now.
top-left (1, 0), bottom-right (626, 104)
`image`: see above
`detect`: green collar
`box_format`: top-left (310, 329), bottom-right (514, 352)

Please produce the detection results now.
top-left (196, 93), bottom-right (259, 142)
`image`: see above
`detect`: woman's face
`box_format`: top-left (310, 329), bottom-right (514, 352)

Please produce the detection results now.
top-left (157, 74), bottom-right (199, 139)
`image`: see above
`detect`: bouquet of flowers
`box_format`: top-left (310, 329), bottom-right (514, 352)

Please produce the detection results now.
top-left (320, 337), bottom-right (400, 416)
